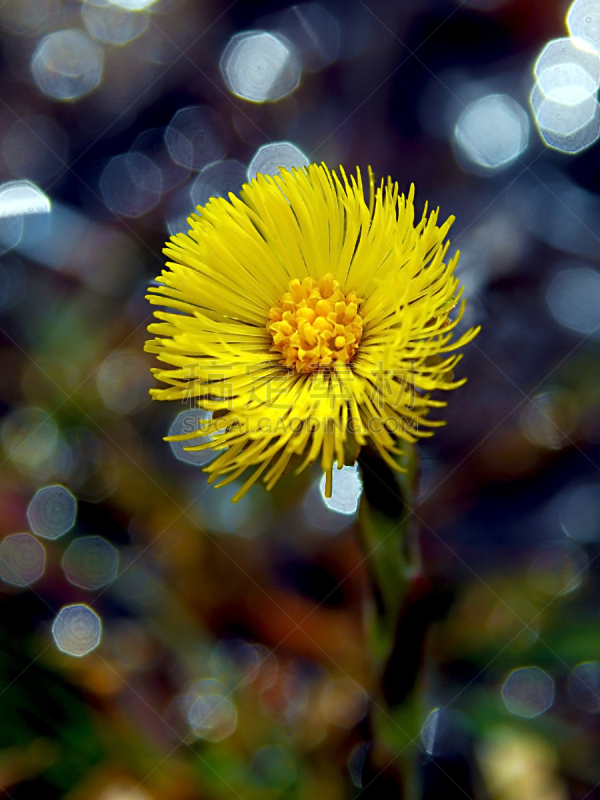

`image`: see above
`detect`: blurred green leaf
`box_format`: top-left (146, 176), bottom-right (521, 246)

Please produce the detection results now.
top-left (0, 618), bottom-right (104, 792)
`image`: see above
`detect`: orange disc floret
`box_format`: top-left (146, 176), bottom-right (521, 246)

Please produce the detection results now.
top-left (267, 274), bottom-right (363, 373)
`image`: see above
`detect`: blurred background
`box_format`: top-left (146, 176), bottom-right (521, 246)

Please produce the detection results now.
top-left (1, 0), bottom-right (600, 797)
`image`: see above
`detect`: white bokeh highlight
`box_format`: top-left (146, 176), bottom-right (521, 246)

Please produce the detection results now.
top-left (530, 83), bottom-right (598, 135)
top-left (421, 707), bottom-right (442, 755)
top-left (567, 0), bottom-right (600, 54)
top-left (168, 408), bottom-right (215, 466)
top-left (27, 485), bottom-right (77, 540)
top-left (247, 142), bottom-right (309, 181)
top-left (0, 181), bottom-right (50, 218)
top-left (454, 94), bottom-right (529, 171)
top-left (531, 37), bottom-right (600, 153)
top-left (320, 464), bottom-right (362, 515)
top-left (52, 604), bottom-right (102, 657)
top-left (108, 0), bottom-right (158, 8)
top-left (221, 31), bottom-right (301, 103)
top-left (0, 181), bottom-right (50, 257)
top-left (534, 38), bottom-right (600, 103)
top-left (31, 30), bottom-right (103, 101)
top-left (82, 0), bottom-right (147, 45)
top-left (0, 533), bottom-right (45, 587)
top-left (530, 83), bottom-right (600, 153)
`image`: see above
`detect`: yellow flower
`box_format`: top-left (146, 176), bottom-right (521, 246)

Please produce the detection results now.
top-left (145, 163), bottom-right (479, 501)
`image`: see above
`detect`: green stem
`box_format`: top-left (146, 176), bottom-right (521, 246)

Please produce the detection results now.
top-left (357, 444), bottom-right (423, 798)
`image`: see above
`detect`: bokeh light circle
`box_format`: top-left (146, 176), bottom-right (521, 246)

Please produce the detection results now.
top-left (567, 0), bottom-right (600, 53)
top-left (100, 153), bottom-right (162, 217)
top-left (220, 31), bottom-right (301, 103)
top-left (0, 533), bottom-right (45, 587)
top-left (168, 408), bottom-right (215, 466)
top-left (27, 485), bottom-right (77, 540)
top-left (190, 160), bottom-right (247, 209)
top-left (186, 680), bottom-right (238, 742)
top-left (534, 38), bottom-right (600, 104)
top-left (0, 181), bottom-right (51, 217)
top-left (247, 142), bottom-right (309, 181)
top-left (31, 29), bottom-right (103, 101)
top-left (52, 604), bottom-right (102, 657)
top-left (165, 107), bottom-right (226, 171)
top-left (454, 94), bottom-right (529, 171)
top-left (546, 266), bottom-right (600, 334)
top-left (501, 666), bottom-right (554, 718)
top-left (108, 0), bottom-right (158, 9)
top-left (62, 536), bottom-right (119, 590)
top-left (82, 0), bottom-right (148, 46)
top-left (319, 464), bottom-right (362, 515)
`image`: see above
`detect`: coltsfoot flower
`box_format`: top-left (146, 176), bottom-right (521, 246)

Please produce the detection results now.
top-left (145, 164), bottom-right (479, 501)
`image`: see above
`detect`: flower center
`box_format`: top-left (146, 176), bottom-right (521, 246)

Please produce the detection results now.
top-left (267, 274), bottom-right (363, 373)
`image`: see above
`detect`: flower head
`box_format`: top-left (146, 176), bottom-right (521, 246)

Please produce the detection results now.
top-left (145, 163), bottom-right (479, 501)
